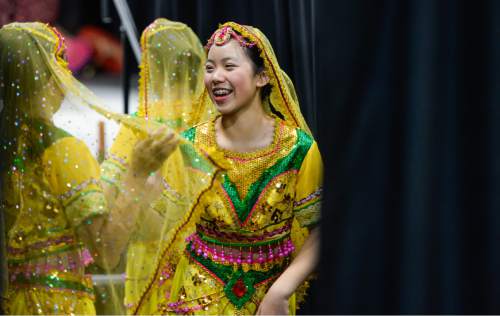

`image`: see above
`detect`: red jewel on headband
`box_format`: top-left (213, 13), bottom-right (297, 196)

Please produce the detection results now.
top-left (205, 26), bottom-right (256, 51)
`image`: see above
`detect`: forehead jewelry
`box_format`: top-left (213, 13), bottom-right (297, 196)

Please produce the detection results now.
top-left (205, 26), bottom-right (256, 51)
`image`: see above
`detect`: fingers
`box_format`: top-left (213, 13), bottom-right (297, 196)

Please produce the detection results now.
top-left (131, 126), bottom-right (179, 176)
top-left (135, 136), bottom-right (154, 150)
top-left (136, 127), bottom-right (176, 152)
top-left (157, 131), bottom-right (176, 145)
top-left (149, 126), bottom-right (173, 141)
top-left (147, 125), bottom-right (166, 138)
top-left (156, 139), bottom-right (179, 161)
top-left (151, 132), bottom-right (177, 151)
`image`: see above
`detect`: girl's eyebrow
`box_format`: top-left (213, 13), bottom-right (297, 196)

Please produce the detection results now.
top-left (206, 57), bottom-right (236, 64)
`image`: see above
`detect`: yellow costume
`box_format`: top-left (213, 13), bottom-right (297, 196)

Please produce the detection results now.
top-left (135, 117), bottom-right (322, 315)
top-left (104, 21), bottom-right (322, 315)
top-left (0, 23), bottom-right (109, 314)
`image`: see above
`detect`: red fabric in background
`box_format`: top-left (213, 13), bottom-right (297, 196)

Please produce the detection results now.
top-left (0, 0), bottom-right (60, 26)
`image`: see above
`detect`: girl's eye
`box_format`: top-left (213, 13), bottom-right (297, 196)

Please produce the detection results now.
top-left (205, 65), bottom-right (214, 72)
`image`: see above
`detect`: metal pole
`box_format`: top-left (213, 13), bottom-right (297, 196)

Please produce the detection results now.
top-left (112, 0), bottom-right (141, 63)
top-left (100, 0), bottom-right (112, 23)
top-left (121, 28), bottom-right (130, 114)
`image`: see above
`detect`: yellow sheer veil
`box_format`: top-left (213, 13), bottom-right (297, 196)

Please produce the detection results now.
top-left (193, 21), bottom-right (312, 134)
top-left (97, 19), bottom-right (224, 314)
top-left (0, 22), bottom-right (125, 314)
top-left (138, 18), bottom-right (206, 131)
top-left (0, 22), bottom-right (108, 171)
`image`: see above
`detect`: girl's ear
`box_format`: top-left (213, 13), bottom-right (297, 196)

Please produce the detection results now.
top-left (256, 71), bottom-right (270, 88)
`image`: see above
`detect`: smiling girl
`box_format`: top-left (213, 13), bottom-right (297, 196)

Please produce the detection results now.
top-left (124, 22), bottom-right (323, 315)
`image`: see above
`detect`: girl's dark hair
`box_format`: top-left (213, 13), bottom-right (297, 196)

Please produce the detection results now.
top-left (234, 31), bottom-right (272, 101)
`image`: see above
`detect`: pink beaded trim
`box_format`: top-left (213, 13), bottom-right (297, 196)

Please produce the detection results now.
top-left (59, 178), bottom-right (99, 201)
top-left (166, 301), bottom-right (205, 314)
top-left (185, 233), bottom-right (295, 266)
top-left (196, 222), bottom-right (291, 243)
top-left (294, 187), bottom-right (323, 208)
top-left (8, 248), bottom-right (93, 279)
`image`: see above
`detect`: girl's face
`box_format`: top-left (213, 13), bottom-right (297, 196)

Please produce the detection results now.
top-left (204, 39), bottom-right (267, 116)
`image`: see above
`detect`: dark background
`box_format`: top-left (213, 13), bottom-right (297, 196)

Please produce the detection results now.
top-left (3, 0), bottom-right (500, 313)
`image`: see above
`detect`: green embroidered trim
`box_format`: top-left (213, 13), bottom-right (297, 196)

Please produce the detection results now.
top-left (46, 226), bottom-right (68, 234)
top-left (294, 201), bottom-right (321, 228)
top-left (101, 158), bottom-right (127, 172)
top-left (100, 176), bottom-right (118, 187)
top-left (222, 129), bottom-right (313, 223)
top-left (153, 117), bottom-right (185, 129)
top-left (63, 189), bottom-right (103, 208)
top-left (11, 273), bottom-right (95, 295)
top-left (197, 230), bottom-right (288, 248)
top-left (304, 219), bottom-right (320, 229)
top-left (187, 243), bottom-right (282, 309)
top-left (293, 197), bottom-right (321, 212)
top-left (179, 143), bottom-right (214, 174)
top-left (65, 191), bottom-right (107, 227)
top-left (32, 120), bottom-right (71, 156)
top-left (181, 127), bottom-right (196, 143)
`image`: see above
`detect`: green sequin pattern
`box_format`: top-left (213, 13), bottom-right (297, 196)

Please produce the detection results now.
top-left (221, 128), bottom-right (313, 223)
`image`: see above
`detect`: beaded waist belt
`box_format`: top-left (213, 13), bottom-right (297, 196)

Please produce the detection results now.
top-left (183, 224), bottom-right (295, 308)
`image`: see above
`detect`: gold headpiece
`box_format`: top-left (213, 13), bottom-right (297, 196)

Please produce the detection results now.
top-left (205, 25), bottom-right (256, 51)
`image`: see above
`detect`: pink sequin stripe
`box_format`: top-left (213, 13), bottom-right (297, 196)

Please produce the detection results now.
top-left (162, 178), bottom-right (182, 200)
top-left (49, 25), bottom-right (65, 56)
top-left (59, 178), bottom-right (99, 201)
top-left (107, 152), bottom-right (128, 167)
top-left (9, 261), bottom-right (82, 279)
top-left (242, 169), bottom-right (298, 226)
top-left (294, 187), bottom-right (323, 208)
top-left (9, 248), bottom-right (92, 277)
top-left (196, 222), bottom-right (291, 242)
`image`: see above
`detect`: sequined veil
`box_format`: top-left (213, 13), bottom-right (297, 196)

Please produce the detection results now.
top-left (137, 18), bottom-right (207, 128)
top-left (0, 22), bottom-right (117, 314)
top-left (100, 18), bottom-right (226, 314)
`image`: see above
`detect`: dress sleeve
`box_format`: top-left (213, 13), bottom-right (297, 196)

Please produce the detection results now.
top-left (43, 137), bottom-right (108, 228)
top-left (293, 141), bottom-right (323, 228)
top-left (100, 125), bottom-right (138, 195)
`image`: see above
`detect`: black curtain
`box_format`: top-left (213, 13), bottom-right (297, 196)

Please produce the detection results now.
top-left (314, 0), bottom-right (500, 314)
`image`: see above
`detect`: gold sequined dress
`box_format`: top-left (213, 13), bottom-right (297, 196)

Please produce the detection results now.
top-left (127, 116), bottom-right (322, 315)
top-left (2, 125), bottom-right (107, 315)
